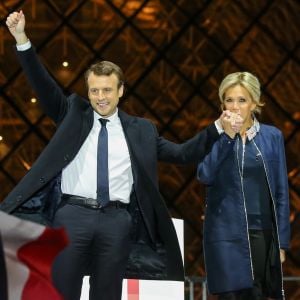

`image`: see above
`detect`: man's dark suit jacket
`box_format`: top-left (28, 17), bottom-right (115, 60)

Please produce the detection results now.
top-left (0, 46), bottom-right (219, 281)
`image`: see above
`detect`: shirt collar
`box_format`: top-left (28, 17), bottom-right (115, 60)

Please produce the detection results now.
top-left (246, 116), bottom-right (260, 140)
top-left (93, 108), bottom-right (119, 125)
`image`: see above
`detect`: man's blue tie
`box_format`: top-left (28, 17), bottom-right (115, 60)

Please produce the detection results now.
top-left (97, 118), bottom-right (110, 207)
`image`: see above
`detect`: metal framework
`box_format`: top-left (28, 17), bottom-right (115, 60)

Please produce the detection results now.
top-left (0, 0), bottom-right (299, 298)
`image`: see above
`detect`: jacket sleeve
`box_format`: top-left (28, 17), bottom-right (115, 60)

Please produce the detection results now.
top-left (157, 123), bottom-right (220, 164)
top-left (197, 134), bottom-right (235, 185)
top-left (15, 46), bottom-right (68, 124)
top-left (275, 132), bottom-right (290, 249)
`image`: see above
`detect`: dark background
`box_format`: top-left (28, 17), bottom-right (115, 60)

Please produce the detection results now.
top-left (0, 0), bottom-right (299, 298)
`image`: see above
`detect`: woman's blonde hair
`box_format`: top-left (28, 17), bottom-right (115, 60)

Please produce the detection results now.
top-left (218, 72), bottom-right (264, 114)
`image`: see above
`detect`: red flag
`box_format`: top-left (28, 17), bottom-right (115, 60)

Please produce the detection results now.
top-left (0, 211), bottom-right (68, 300)
top-left (0, 235), bottom-right (8, 300)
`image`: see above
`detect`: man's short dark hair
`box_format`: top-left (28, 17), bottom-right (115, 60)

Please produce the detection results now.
top-left (84, 61), bottom-right (125, 89)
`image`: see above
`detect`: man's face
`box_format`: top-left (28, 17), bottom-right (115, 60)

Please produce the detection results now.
top-left (87, 72), bottom-right (123, 117)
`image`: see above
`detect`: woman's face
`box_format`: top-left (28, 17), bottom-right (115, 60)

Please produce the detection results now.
top-left (223, 84), bottom-right (257, 126)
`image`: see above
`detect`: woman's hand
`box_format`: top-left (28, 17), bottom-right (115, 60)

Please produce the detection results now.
top-left (280, 249), bottom-right (286, 263)
top-left (220, 110), bottom-right (243, 138)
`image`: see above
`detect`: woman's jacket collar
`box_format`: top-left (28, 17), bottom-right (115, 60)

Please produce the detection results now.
top-left (246, 116), bottom-right (260, 141)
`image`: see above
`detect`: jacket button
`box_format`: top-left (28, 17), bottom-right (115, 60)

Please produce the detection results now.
top-left (40, 177), bottom-right (46, 183)
top-left (64, 155), bottom-right (69, 162)
top-left (16, 195), bottom-right (22, 202)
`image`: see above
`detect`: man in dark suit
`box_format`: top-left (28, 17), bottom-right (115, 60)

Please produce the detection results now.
top-left (2, 10), bottom-right (240, 300)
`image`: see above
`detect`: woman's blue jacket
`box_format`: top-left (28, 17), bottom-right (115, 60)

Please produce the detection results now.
top-left (197, 122), bottom-right (290, 297)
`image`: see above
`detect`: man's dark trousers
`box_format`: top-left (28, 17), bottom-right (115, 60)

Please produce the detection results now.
top-left (51, 202), bottom-right (132, 300)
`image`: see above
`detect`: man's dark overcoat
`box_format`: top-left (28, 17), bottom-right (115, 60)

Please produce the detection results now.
top-left (0, 46), bottom-right (219, 281)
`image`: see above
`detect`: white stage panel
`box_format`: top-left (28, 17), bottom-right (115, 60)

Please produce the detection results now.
top-left (81, 218), bottom-right (184, 300)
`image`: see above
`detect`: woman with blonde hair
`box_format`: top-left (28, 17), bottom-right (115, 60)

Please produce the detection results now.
top-left (198, 72), bottom-right (290, 299)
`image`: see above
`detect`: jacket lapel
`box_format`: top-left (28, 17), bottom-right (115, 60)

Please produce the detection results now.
top-left (118, 110), bottom-right (139, 157)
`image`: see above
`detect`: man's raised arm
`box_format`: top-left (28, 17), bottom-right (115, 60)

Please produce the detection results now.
top-left (6, 10), bottom-right (68, 123)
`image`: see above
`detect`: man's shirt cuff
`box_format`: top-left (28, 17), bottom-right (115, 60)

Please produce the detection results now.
top-left (16, 40), bottom-right (31, 51)
top-left (214, 119), bottom-right (224, 135)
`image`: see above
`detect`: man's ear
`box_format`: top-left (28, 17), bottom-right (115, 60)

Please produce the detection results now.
top-left (118, 84), bottom-right (124, 98)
